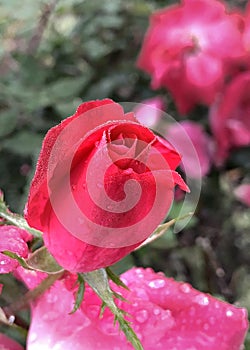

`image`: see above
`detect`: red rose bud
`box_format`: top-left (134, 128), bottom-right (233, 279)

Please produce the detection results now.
top-left (25, 99), bottom-right (188, 272)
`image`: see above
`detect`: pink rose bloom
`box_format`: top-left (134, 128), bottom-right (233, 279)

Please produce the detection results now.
top-left (0, 226), bottom-right (31, 274)
top-left (0, 334), bottom-right (24, 350)
top-left (134, 96), bottom-right (165, 128)
top-left (137, 0), bottom-right (245, 114)
top-left (166, 121), bottom-right (212, 178)
top-left (209, 72), bottom-right (250, 165)
top-left (26, 267), bottom-right (248, 350)
top-left (234, 184), bottom-right (250, 206)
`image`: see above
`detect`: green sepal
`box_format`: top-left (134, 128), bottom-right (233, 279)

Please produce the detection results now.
top-left (26, 246), bottom-right (63, 274)
top-left (69, 274), bottom-right (85, 314)
top-left (106, 267), bottom-right (130, 291)
top-left (2, 247), bottom-right (63, 274)
top-left (83, 269), bottom-right (143, 350)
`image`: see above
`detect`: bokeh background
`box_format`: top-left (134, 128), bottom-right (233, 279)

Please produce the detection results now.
top-left (0, 0), bottom-right (249, 348)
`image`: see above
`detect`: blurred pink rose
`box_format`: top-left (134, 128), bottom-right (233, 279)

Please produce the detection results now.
top-left (243, 3), bottom-right (250, 57)
top-left (166, 121), bottom-right (212, 178)
top-left (209, 72), bottom-right (250, 165)
top-left (26, 267), bottom-right (248, 350)
top-left (0, 226), bottom-right (31, 274)
top-left (234, 184), bottom-right (250, 206)
top-left (0, 334), bottom-right (24, 350)
top-left (137, 0), bottom-right (245, 114)
top-left (134, 96), bottom-right (165, 128)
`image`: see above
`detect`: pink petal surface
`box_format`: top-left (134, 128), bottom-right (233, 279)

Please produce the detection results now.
top-left (234, 184), bottom-right (250, 207)
top-left (209, 72), bottom-right (250, 165)
top-left (134, 97), bottom-right (165, 128)
top-left (166, 121), bottom-right (212, 178)
top-left (0, 226), bottom-right (31, 274)
top-left (0, 334), bottom-right (24, 350)
top-left (26, 268), bottom-right (248, 350)
top-left (137, 0), bottom-right (245, 113)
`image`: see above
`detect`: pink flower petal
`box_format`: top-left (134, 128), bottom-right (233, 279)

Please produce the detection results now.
top-left (209, 72), bottom-right (250, 165)
top-left (134, 97), bottom-right (165, 128)
top-left (26, 268), bottom-right (248, 350)
top-left (0, 226), bottom-right (30, 274)
top-left (137, 0), bottom-right (245, 113)
top-left (166, 121), bottom-right (212, 178)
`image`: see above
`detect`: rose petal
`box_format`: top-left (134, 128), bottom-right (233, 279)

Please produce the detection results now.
top-left (0, 226), bottom-right (30, 274)
top-left (26, 268), bottom-right (248, 350)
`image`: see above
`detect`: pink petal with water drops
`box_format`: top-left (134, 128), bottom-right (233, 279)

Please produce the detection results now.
top-left (26, 267), bottom-right (248, 350)
top-left (0, 226), bottom-right (31, 274)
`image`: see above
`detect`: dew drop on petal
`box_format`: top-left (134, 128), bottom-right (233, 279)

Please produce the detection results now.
top-left (194, 294), bottom-right (209, 306)
top-left (135, 309), bottom-right (149, 323)
top-left (226, 309), bottom-right (233, 317)
top-left (153, 308), bottom-right (161, 316)
top-left (179, 283), bottom-right (191, 293)
top-left (29, 332), bottom-right (37, 343)
top-left (148, 279), bottom-right (166, 289)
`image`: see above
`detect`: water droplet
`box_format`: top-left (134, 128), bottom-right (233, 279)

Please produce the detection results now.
top-left (29, 332), bottom-right (37, 342)
top-left (135, 309), bottom-right (148, 323)
top-left (0, 261), bottom-right (7, 265)
top-left (72, 185), bottom-right (76, 191)
top-left (153, 308), bottom-right (161, 315)
top-left (160, 309), bottom-right (172, 322)
top-left (135, 269), bottom-right (144, 278)
top-left (148, 279), bottom-right (166, 289)
top-left (42, 311), bottom-right (58, 321)
top-left (96, 182), bottom-right (103, 188)
top-left (226, 310), bottom-right (233, 317)
top-left (195, 294), bottom-right (209, 306)
top-left (46, 293), bottom-right (58, 303)
top-left (179, 283), bottom-right (191, 293)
